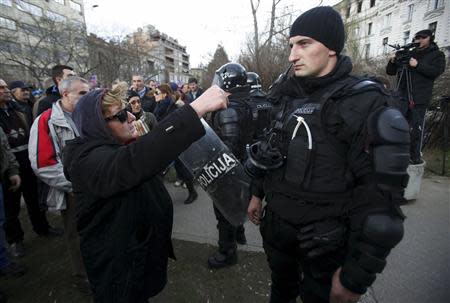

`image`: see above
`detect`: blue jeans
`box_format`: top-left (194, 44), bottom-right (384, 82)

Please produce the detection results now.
top-left (0, 184), bottom-right (11, 269)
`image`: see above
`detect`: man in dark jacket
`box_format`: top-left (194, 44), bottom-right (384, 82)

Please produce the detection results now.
top-left (131, 75), bottom-right (156, 112)
top-left (186, 77), bottom-right (204, 103)
top-left (386, 29), bottom-right (446, 164)
top-left (247, 7), bottom-right (409, 303)
top-left (0, 79), bottom-right (61, 258)
top-left (63, 84), bottom-right (228, 303)
top-left (36, 65), bottom-right (74, 117)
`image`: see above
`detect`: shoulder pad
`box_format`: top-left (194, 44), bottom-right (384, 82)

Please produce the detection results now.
top-left (337, 79), bottom-right (390, 99)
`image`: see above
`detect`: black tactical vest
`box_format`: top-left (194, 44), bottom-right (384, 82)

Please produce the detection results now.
top-left (265, 77), bottom-right (381, 200)
top-left (247, 94), bottom-right (273, 141)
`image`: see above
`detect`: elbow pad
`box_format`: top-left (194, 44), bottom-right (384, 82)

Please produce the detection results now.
top-left (341, 212), bottom-right (404, 294)
top-left (215, 108), bottom-right (240, 140)
top-left (367, 107), bottom-right (410, 188)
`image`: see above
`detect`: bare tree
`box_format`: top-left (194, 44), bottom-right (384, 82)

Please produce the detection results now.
top-left (201, 44), bottom-right (230, 89)
top-left (239, 0), bottom-right (293, 90)
top-left (0, 16), bottom-right (90, 87)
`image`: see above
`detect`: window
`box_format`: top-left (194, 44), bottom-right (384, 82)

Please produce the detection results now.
top-left (0, 40), bottom-right (21, 53)
top-left (21, 23), bottom-right (40, 35)
top-left (16, 0), bottom-right (43, 16)
top-left (370, 0), bottom-right (376, 7)
top-left (368, 22), bottom-right (373, 35)
top-left (382, 37), bottom-right (389, 54)
top-left (431, 0), bottom-right (440, 10)
top-left (357, 1), bottom-right (363, 13)
top-left (69, 1), bottom-right (81, 12)
top-left (346, 4), bottom-right (351, 18)
top-left (47, 10), bottom-right (66, 22)
top-left (54, 0), bottom-right (64, 4)
top-left (428, 22), bottom-right (437, 34)
top-left (384, 13), bottom-right (392, 28)
top-left (0, 0), bottom-right (12, 7)
top-left (407, 4), bottom-right (414, 21)
top-left (365, 43), bottom-right (371, 59)
top-left (0, 16), bottom-right (16, 30)
top-left (403, 31), bottom-right (410, 45)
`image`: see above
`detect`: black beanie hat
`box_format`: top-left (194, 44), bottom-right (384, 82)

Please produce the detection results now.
top-left (289, 6), bottom-right (345, 54)
top-left (414, 29), bottom-right (433, 38)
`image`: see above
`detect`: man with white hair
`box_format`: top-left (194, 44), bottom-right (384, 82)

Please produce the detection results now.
top-left (29, 76), bottom-right (90, 294)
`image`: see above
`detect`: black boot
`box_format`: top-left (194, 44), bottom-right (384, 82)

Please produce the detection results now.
top-left (207, 249), bottom-right (237, 269)
top-left (184, 181), bottom-right (198, 204)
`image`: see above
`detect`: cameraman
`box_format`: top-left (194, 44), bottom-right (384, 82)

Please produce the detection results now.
top-left (386, 29), bottom-right (445, 164)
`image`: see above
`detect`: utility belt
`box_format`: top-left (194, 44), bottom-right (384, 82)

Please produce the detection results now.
top-left (266, 190), bottom-right (353, 207)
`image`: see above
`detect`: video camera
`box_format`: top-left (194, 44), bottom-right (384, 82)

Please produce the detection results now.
top-left (387, 42), bottom-right (420, 65)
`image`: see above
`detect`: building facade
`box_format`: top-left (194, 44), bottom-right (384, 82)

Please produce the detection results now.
top-left (145, 25), bottom-right (190, 85)
top-left (126, 25), bottom-right (191, 85)
top-left (0, 0), bottom-right (87, 85)
top-left (334, 0), bottom-right (450, 60)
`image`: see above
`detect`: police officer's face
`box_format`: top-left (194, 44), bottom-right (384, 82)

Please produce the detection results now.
top-left (288, 35), bottom-right (337, 78)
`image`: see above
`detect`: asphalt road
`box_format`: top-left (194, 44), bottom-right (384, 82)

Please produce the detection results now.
top-left (168, 175), bottom-right (450, 303)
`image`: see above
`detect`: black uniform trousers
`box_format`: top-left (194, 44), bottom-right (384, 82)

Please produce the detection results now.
top-left (213, 205), bottom-right (245, 253)
top-left (3, 151), bottom-right (50, 244)
top-left (260, 207), bottom-right (347, 303)
top-left (174, 159), bottom-right (195, 190)
top-left (407, 105), bottom-right (427, 162)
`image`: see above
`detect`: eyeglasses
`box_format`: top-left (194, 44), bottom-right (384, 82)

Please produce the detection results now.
top-left (104, 108), bottom-right (128, 123)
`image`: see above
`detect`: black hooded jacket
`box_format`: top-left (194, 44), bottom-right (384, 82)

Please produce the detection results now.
top-left (386, 43), bottom-right (445, 106)
top-left (63, 89), bottom-right (205, 303)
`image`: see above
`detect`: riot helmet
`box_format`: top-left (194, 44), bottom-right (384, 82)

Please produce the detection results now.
top-left (212, 63), bottom-right (247, 92)
top-left (246, 72), bottom-right (262, 92)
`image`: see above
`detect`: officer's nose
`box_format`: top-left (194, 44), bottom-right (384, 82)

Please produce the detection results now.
top-left (288, 47), bottom-right (299, 63)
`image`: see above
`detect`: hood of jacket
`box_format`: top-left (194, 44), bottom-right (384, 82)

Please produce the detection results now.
top-left (73, 89), bottom-right (117, 143)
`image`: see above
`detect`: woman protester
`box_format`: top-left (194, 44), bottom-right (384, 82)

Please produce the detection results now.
top-left (126, 89), bottom-right (157, 136)
top-left (153, 84), bottom-right (176, 121)
top-left (62, 84), bottom-right (228, 303)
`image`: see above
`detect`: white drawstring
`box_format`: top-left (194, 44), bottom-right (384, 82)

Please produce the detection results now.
top-left (291, 115), bottom-right (312, 150)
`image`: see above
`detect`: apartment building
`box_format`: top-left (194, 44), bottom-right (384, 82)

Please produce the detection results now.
top-left (334, 0), bottom-right (450, 60)
top-left (0, 0), bottom-right (87, 83)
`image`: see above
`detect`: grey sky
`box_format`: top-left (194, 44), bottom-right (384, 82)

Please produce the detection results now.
top-left (84, 0), bottom-right (340, 67)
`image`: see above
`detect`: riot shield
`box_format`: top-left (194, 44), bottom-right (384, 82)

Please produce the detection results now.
top-left (179, 119), bottom-right (250, 226)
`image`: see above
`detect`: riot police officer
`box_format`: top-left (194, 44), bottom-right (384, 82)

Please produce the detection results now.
top-left (246, 72), bottom-right (273, 141)
top-left (207, 63), bottom-right (255, 269)
top-left (246, 6), bottom-right (409, 303)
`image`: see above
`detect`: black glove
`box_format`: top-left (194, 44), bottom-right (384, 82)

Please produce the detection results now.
top-left (297, 220), bottom-right (347, 259)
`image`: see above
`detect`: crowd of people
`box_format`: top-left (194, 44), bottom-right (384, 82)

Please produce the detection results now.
top-left (0, 64), bottom-right (227, 302)
top-left (0, 4), bottom-right (446, 303)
